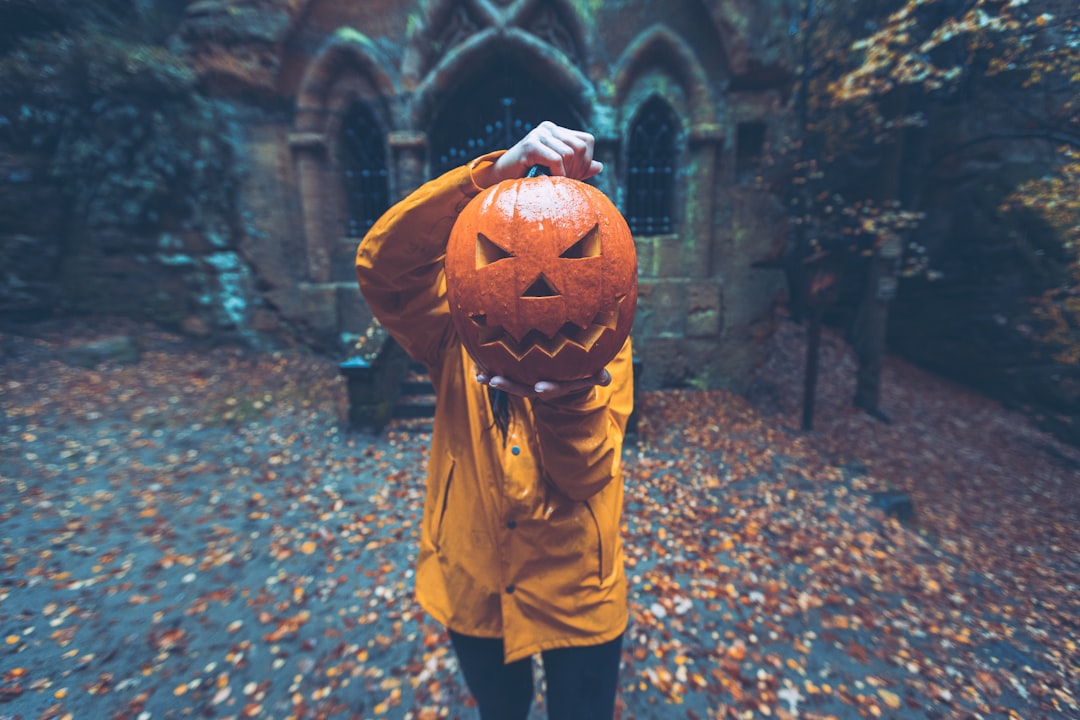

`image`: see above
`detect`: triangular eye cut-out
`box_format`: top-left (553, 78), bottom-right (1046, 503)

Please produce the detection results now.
top-left (476, 233), bottom-right (514, 267)
top-left (522, 273), bottom-right (560, 298)
top-left (560, 224), bottom-right (601, 259)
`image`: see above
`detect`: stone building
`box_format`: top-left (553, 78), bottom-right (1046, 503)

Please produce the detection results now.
top-left (182, 0), bottom-right (794, 389)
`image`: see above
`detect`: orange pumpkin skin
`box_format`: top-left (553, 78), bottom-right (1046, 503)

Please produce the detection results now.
top-left (445, 175), bottom-right (637, 386)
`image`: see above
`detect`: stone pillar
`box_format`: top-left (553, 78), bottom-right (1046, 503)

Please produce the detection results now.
top-left (592, 134), bottom-right (621, 206)
top-left (685, 123), bottom-right (722, 279)
top-left (289, 131), bottom-right (331, 283)
top-left (591, 103), bottom-right (621, 204)
top-left (389, 131), bottom-right (428, 201)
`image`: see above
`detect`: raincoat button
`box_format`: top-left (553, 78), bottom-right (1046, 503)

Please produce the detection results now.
top-left (505, 584), bottom-right (516, 594)
top-left (511, 445), bottom-right (520, 455)
top-left (507, 520), bottom-right (517, 529)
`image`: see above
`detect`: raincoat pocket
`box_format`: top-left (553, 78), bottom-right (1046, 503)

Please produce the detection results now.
top-left (433, 459), bottom-right (456, 552)
top-left (583, 499), bottom-right (614, 582)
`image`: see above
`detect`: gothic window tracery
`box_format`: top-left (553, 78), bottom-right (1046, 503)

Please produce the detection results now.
top-left (626, 97), bottom-right (678, 236)
top-left (526, 3), bottom-right (579, 65)
top-left (341, 101), bottom-right (389, 237)
top-left (436, 4), bottom-right (482, 55)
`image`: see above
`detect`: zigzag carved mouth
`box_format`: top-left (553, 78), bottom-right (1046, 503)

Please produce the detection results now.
top-left (470, 297), bottom-right (624, 361)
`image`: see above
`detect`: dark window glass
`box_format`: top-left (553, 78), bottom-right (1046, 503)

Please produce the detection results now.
top-left (736, 121), bottom-right (766, 184)
top-left (627, 98), bottom-right (677, 236)
top-left (341, 102), bottom-right (389, 237)
top-left (433, 97), bottom-right (536, 177)
top-left (429, 58), bottom-right (579, 178)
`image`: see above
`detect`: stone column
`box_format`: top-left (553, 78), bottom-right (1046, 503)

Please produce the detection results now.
top-left (289, 131), bottom-right (340, 347)
top-left (592, 133), bottom-right (621, 206)
top-left (389, 131), bottom-right (428, 201)
top-left (289, 131), bottom-right (331, 283)
top-left (591, 104), bottom-right (621, 204)
top-left (685, 123), bottom-right (722, 279)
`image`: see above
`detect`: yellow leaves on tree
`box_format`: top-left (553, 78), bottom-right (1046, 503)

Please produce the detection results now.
top-left (830, 2), bottom-right (970, 101)
top-left (1000, 147), bottom-right (1080, 363)
top-left (829, 0), bottom-right (1069, 103)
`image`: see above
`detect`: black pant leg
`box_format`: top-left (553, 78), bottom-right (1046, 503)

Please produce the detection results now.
top-left (541, 634), bottom-right (624, 720)
top-left (448, 630), bottom-right (534, 720)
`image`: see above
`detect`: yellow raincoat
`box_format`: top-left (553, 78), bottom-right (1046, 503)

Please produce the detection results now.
top-left (355, 152), bottom-right (632, 663)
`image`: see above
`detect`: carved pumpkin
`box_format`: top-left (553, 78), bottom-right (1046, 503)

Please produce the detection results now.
top-left (445, 174), bottom-right (637, 386)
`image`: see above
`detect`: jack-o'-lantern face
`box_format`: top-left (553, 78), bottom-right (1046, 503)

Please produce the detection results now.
top-left (445, 175), bottom-right (637, 385)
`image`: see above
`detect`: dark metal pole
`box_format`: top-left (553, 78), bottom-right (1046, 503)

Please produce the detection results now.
top-left (803, 304), bottom-right (822, 430)
top-left (797, 0), bottom-right (820, 431)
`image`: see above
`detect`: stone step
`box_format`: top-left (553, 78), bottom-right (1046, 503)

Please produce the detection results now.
top-left (340, 339), bottom-right (437, 424)
top-left (401, 380), bottom-right (434, 396)
top-left (396, 362), bottom-right (435, 418)
top-left (392, 399), bottom-right (437, 419)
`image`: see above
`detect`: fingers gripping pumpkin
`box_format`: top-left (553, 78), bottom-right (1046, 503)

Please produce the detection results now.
top-left (446, 174), bottom-right (637, 386)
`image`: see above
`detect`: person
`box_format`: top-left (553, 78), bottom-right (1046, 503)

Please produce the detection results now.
top-left (355, 121), bottom-right (633, 719)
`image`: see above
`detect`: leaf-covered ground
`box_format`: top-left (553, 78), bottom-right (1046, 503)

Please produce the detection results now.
top-left (1, 318), bottom-right (1076, 720)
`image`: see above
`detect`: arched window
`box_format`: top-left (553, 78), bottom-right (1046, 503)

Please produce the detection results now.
top-left (429, 57), bottom-right (580, 178)
top-left (433, 97), bottom-right (536, 177)
top-left (341, 102), bottom-right (389, 237)
top-left (626, 98), bottom-right (677, 236)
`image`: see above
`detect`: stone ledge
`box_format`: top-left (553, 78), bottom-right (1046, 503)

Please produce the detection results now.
top-left (690, 123), bottom-right (725, 142)
top-left (388, 131), bottom-right (428, 149)
top-left (288, 132), bottom-right (327, 150)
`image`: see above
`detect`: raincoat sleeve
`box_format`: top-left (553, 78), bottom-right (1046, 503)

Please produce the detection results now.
top-left (355, 152), bottom-right (505, 368)
top-left (531, 338), bottom-right (634, 501)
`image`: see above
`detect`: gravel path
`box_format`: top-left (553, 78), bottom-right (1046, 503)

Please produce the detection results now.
top-left (1, 319), bottom-right (1076, 719)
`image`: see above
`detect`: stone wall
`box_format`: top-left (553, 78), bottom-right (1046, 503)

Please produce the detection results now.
top-left (179, 0), bottom-right (796, 389)
top-left (0, 134), bottom-right (264, 344)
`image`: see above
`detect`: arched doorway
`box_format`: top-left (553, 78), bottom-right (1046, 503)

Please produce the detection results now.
top-left (428, 56), bottom-right (582, 177)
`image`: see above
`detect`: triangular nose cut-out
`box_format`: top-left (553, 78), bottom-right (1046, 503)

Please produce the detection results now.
top-left (522, 273), bottom-right (560, 298)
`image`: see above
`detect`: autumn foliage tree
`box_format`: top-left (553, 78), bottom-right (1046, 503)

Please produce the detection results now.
top-left (1000, 149), bottom-right (1080, 364)
top-left (778, 0), bottom-right (1080, 436)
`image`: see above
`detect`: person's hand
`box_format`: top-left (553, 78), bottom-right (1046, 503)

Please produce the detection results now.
top-left (475, 365), bottom-right (611, 401)
top-left (491, 121), bottom-right (602, 183)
